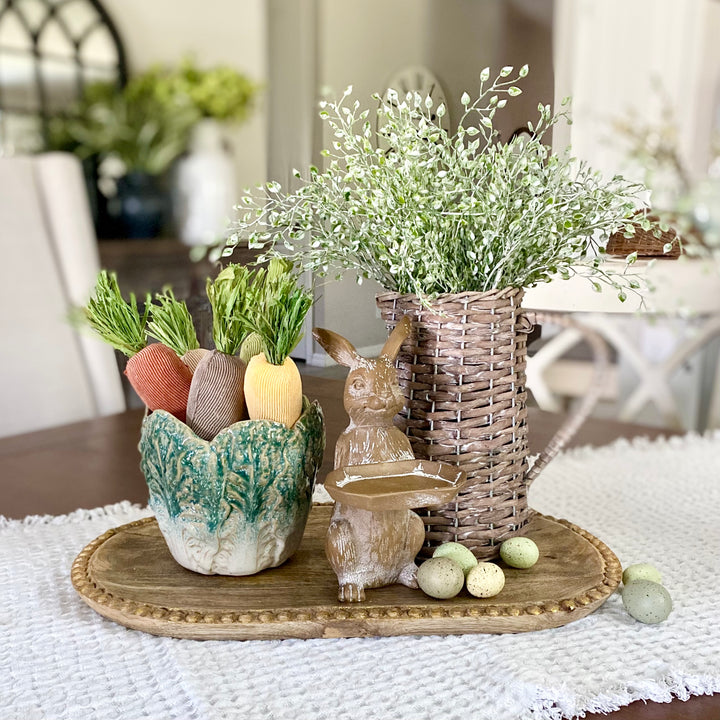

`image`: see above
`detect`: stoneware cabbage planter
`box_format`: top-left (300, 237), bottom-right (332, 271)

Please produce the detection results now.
top-left (139, 398), bottom-right (325, 575)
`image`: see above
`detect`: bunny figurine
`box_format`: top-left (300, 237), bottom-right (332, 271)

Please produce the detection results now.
top-left (313, 316), bottom-right (426, 602)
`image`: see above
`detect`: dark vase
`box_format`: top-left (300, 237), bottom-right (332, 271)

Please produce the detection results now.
top-left (113, 171), bottom-right (167, 239)
top-left (81, 155), bottom-right (115, 239)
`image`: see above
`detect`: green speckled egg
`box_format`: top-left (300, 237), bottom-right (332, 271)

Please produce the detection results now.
top-left (432, 542), bottom-right (478, 576)
top-left (466, 562), bottom-right (505, 598)
top-left (622, 580), bottom-right (672, 624)
top-left (417, 557), bottom-right (465, 599)
top-left (499, 536), bottom-right (539, 569)
top-left (622, 563), bottom-right (662, 586)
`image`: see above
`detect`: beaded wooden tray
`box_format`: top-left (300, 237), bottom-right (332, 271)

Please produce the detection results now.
top-left (71, 505), bottom-right (621, 640)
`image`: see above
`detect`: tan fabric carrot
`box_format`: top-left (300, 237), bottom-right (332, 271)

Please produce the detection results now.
top-left (186, 350), bottom-right (246, 440)
top-left (182, 348), bottom-right (209, 374)
top-left (239, 332), bottom-right (264, 364)
top-left (185, 265), bottom-right (252, 439)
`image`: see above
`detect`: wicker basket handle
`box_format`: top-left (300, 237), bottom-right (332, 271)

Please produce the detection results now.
top-left (520, 310), bottom-right (611, 487)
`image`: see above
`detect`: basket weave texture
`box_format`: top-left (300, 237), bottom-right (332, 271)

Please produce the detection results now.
top-left (376, 288), bottom-right (533, 560)
top-left (606, 222), bottom-right (680, 258)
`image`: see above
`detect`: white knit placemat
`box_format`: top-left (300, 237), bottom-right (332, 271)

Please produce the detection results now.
top-left (1, 433), bottom-right (719, 720)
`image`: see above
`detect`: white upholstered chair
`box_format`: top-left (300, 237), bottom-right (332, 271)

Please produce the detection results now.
top-left (0, 152), bottom-right (125, 438)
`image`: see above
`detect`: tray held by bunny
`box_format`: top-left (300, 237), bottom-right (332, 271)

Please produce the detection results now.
top-left (313, 317), bottom-right (467, 602)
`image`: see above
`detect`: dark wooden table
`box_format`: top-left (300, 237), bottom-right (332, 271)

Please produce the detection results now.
top-left (0, 375), bottom-right (714, 719)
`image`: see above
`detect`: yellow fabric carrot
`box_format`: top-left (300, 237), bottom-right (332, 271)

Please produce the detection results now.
top-left (240, 266), bottom-right (313, 427)
top-left (244, 353), bottom-right (302, 427)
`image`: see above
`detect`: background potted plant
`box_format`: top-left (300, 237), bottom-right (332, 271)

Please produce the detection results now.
top-left (50, 58), bottom-right (258, 240)
top-left (51, 78), bottom-right (197, 238)
top-left (224, 65), bottom-right (672, 560)
top-left (143, 57), bottom-right (260, 246)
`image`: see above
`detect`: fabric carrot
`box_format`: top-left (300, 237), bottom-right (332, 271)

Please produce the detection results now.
top-left (238, 331), bottom-right (264, 364)
top-left (81, 271), bottom-right (192, 420)
top-left (125, 343), bottom-right (192, 420)
top-left (186, 349), bottom-right (246, 438)
top-left (240, 266), bottom-right (313, 427)
top-left (245, 353), bottom-right (303, 427)
top-left (185, 265), bottom-right (252, 440)
top-left (182, 348), bottom-right (209, 373)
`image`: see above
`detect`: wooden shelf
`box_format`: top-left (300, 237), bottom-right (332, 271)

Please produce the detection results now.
top-left (98, 238), bottom-right (247, 300)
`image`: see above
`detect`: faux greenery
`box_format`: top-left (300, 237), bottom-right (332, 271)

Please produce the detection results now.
top-left (240, 270), bottom-right (314, 366)
top-left (226, 65), bottom-right (661, 302)
top-left (206, 264), bottom-right (254, 355)
top-left (50, 80), bottom-right (197, 175)
top-left (126, 58), bottom-right (258, 124)
top-left (169, 57), bottom-right (258, 123)
top-left (82, 271), bottom-right (150, 357)
top-left (146, 289), bottom-right (200, 356)
top-left (50, 57), bottom-right (258, 173)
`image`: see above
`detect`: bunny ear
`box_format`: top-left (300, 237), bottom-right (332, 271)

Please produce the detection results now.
top-left (313, 327), bottom-right (361, 368)
top-left (380, 315), bottom-right (412, 361)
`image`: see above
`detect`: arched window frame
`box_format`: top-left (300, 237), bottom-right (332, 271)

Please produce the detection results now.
top-left (0, 0), bottom-right (127, 148)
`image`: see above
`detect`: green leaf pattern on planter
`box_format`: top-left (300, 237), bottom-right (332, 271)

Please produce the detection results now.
top-left (139, 398), bottom-right (325, 575)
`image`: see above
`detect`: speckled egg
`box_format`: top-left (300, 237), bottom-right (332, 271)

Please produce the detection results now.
top-left (622, 563), bottom-right (662, 586)
top-left (466, 562), bottom-right (506, 598)
top-left (621, 580), bottom-right (672, 624)
top-left (417, 557), bottom-right (465, 599)
top-left (499, 536), bottom-right (539, 569)
top-left (432, 542), bottom-right (478, 575)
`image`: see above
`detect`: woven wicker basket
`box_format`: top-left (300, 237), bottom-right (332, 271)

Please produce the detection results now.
top-left (376, 288), bottom-right (608, 560)
top-left (606, 219), bottom-right (681, 258)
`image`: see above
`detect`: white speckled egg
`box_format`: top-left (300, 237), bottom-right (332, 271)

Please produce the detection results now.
top-left (621, 580), bottom-right (672, 624)
top-left (466, 562), bottom-right (505, 598)
top-left (499, 536), bottom-right (539, 569)
top-left (417, 557), bottom-right (465, 599)
top-left (622, 563), bottom-right (662, 586)
top-left (432, 542), bottom-right (478, 575)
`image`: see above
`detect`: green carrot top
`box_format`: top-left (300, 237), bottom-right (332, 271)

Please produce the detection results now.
top-left (206, 263), bottom-right (254, 355)
top-left (146, 288), bottom-right (200, 357)
top-left (82, 270), bottom-right (149, 357)
top-left (241, 260), bottom-right (314, 366)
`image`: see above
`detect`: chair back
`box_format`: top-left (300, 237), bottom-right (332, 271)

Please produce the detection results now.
top-left (0, 153), bottom-right (125, 438)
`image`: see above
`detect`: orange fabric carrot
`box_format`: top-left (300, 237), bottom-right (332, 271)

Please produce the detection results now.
top-left (81, 271), bottom-right (192, 421)
top-left (125, 343), bottom-right (193, 421)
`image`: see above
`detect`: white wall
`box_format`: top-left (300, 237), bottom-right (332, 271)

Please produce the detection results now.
top-left (319, 0), bottom-right (553, 142)
top-left (103, 0), bottom-right (268, 194)
top-left (553, 0), bottom-right (710, 186)
top-left (693, 0), bottom-right (720, 177)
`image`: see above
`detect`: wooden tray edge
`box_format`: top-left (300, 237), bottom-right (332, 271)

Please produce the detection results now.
top-left (71, 512), bottom-right (622, 640)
